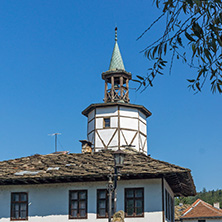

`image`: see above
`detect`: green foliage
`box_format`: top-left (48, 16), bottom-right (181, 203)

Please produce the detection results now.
top-left (175, 188), bottom-right (222, 207)
top-left (135, 0), bottom-right (222, 93)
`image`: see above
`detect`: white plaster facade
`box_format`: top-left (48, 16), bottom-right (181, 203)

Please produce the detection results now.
top-left (0, 178), bottom-right (173, 222)
top-left (87, 105), bottom-right (148, 154)
top-left (181, 220), bottom-right (222, 222)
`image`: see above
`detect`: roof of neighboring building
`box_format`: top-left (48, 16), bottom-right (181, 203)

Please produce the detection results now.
top-left (175, 204), bottom-right (191, 221)
top-left (181, 199), bottom-right (222, 219)
top-left (0, 150), bottom-right (195, 196)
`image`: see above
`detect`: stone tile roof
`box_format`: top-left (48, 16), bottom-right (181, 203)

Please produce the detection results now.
top-left (109, 41), bottom-right (125, 71)
top-left (181, 199), bottom-right (222, 219)
top-left (0, 150), bottom-right (196, 196)
top-left (175, 204), bottom-right (191, 221)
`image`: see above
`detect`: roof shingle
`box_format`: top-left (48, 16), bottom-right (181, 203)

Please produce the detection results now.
top-left (175, 204), bottom-right (191, 221)
top-left (0, 150), bottom-right (196, 196)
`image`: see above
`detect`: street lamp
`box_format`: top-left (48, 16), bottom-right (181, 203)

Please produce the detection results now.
top-left (108, 150), bottom-right (126, 222)
top-left (114, 149), bottom-right (126, 170)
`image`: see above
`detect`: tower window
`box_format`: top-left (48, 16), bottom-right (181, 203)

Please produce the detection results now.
top-left (103, 118), bottom-right (110, 128)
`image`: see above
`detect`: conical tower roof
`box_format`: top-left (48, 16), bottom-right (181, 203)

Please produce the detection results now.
top-left (109, 28), bottom-right (125, 71)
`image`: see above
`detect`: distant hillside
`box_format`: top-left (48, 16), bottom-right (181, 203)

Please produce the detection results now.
top-left (175, 188), bottom-right (222, 207)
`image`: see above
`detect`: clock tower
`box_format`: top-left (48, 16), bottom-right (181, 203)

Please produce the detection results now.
top-left (82, 28), bottom-right (152, 154)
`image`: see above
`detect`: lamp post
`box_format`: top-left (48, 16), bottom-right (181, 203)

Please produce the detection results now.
top-left (107, 150), bottom-right (126, 222)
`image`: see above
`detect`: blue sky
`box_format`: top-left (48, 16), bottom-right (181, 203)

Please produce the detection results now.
top-left (0, 1), bottom-right (221, 192)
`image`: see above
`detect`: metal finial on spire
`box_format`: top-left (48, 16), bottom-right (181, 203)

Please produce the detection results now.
top-left (115, 27), bottom-right (117, 41)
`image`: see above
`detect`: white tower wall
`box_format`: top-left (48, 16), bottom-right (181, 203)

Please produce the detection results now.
top-left (87, 105), bottom-right (148, 154)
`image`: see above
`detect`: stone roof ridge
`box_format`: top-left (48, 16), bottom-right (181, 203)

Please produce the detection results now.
top-left (123, 147), bottom-right (141, 154)
top-left (147, 155), bottom-right (191, 172)
top-left (0, 149), bottom-right (196, 197)
top-left (0, 150), bottom-right (189, 173)
top-left (0, 152), bottom-right (71, 163)
top-left (95, 149), bottom-right (190, 171)
top-left (0, 149), bottom-right (112, 164)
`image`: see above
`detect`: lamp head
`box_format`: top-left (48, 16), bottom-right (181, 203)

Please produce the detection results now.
top-left (114, 150), bottom-right (126, 169)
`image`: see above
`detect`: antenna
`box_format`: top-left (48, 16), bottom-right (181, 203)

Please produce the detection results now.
top-left (48, 133), bottom-right (61, 152)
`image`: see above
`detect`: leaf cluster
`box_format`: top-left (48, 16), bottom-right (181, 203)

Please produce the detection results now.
top-left (135, 0), bottom-right (222, 93)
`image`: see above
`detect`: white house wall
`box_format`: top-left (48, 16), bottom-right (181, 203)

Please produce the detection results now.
top-left (205, 219), bottom-right (222, 222)
top-left (109, 132), bottom-right (118, 147)
top-left (120, 132), bottom-right (125, 149)
top-left (121, 130), bottom-right (136, 145)
top-left (95, 132), bottom-right (103, 148)
top-left (140, 121), bottom-right (147, 135)
top-left (0, 179), bottom-right (163, 222)
top-left (163, 179), bottom-right (174, 222)
top-left (139, 111), bottom-right (146, 123)
top-left (87, 131), bottom-right (94, 144)
top-left (97, 129), bottom-right (116, 146)
top-left (119, 106), bottom-right (138, 118)
top-left (96, 118), bottom-right (103, 129)
top-left (164, 178), bottom-right (174, 198)
top-left (131, 133), bottom-right (139, 147)
top-left (88, 110), bottom-right (95, 122)
top-left (120, 117), bottom-right (138, 130)
top-left (182, 220), bottom-right (222, 222)
top-left (88, 119), bottom-right (94, 133)
top-left (139, 134), bottom-right (147, 151)
top-left (96, 106), bottom-right (118, 116)
top-left (110, 116), bottom-right (118, 128)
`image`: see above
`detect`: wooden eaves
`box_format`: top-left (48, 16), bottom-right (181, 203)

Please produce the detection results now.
top-left (82, 102), bottom-right (152, 118)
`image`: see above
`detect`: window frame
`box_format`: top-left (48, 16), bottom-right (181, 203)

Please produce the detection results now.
top-left (124, 187), bottom-right (144, 218)
top-left (11, 192), bottom-right (28, 221)
top-left (69, 190), bottom-right (88, 220)
top-left (165, 189), bottom-right (174, 222)
top-left (103, 117), bottom-right (111, 128)
top-left (97, 189), bottom-right (114, 218)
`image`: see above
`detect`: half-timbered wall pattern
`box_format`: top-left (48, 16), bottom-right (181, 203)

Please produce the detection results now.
top-left (87, 105), bottom-right (148, 154)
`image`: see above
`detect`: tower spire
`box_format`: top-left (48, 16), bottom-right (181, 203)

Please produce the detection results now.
top-left (109, 27), bottom-right (125, 71)
top-left (102, 28), bottom-right (132, 103)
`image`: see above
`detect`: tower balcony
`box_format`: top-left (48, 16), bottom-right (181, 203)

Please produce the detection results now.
top-left (105, 87), bottom-right (129, 103)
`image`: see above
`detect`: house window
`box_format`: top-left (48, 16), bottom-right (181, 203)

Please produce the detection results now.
top-left (69, 190), bottom-right (87, 219)
top-left (125, 188), bottom-right (144, 217)
top-left (11, 192), bottom-right (28, 221)
top-left (165, 189), bottom-right (174, 222)
top-left (97, 189), bottom-right (114, 218)
top-left (103, 118), bottom-right (110, 128)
